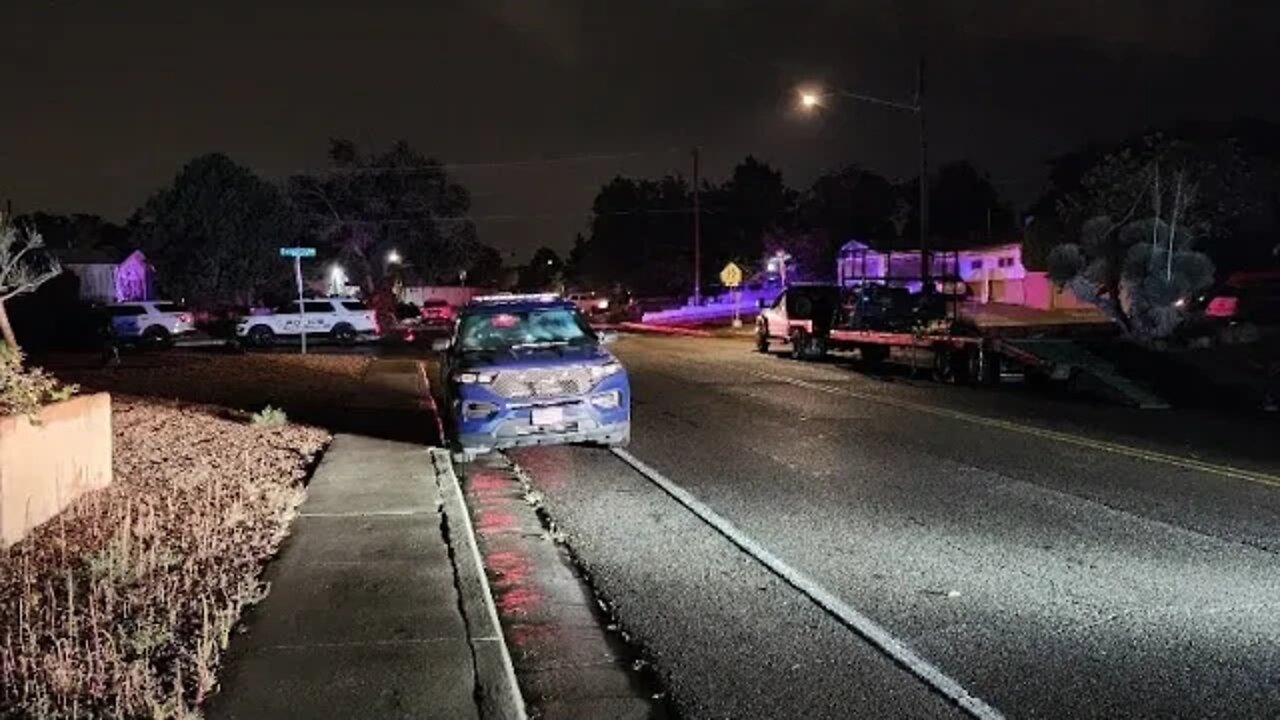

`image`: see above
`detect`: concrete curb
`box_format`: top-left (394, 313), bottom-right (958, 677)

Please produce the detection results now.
top-left (431, 449), bottom-right (528, 720)
top-left (616, 322), bottom-right (714, 337)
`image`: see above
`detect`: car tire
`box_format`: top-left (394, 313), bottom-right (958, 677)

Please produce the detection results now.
top-left (789, 329), bottom-right (809, 360)
top-left (331, 323), bottom-right (357, 346)
top-left (141, 325), bottom-right (172, 350)
top-left (247, 325), bottom-right (274, 347)
top-left (755, 323), bottom-right (770, 353)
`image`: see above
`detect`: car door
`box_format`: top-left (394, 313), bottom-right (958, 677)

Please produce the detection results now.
top-left (302, 301), bottom-right (337, 331)
top-left (761, 292), bottom-right (788, 339)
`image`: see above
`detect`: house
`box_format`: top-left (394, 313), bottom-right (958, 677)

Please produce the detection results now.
top-left (57, 248), bottom-right (153, 304)
top-left (836, 240), bottom-right (1087, 309)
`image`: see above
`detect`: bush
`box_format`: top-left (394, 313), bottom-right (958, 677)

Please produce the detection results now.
top-left (0, 345), bottom-right (77, 416)
top-left (250, 405), bottom-right (287, 427)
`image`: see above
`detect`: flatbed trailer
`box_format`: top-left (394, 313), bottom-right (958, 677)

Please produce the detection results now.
top-left (756, 281), bottom-right (1107, 386)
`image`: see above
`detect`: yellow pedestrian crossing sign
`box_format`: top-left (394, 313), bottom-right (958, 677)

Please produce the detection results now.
top-left (719, 262), bottom-right (744, 288)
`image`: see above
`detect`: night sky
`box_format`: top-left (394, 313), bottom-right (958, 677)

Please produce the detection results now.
top-left (5, 1), bottom-right (1279, 260)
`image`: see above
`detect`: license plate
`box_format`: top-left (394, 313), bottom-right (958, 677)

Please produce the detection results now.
top-left (530, 407), bottom-right (564, 426)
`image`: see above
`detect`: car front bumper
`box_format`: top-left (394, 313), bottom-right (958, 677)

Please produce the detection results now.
top-left (452, 374), bottom-right (630, 453)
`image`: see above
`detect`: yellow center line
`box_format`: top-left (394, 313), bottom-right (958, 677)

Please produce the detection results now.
top-left (742, 367), bottom-right (1280, 489)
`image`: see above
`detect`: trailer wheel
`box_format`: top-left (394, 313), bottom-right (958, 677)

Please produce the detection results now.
top-left (931, 347), bottom-right (956, 383)
top-left (859, 344), bottom-right (888, 369)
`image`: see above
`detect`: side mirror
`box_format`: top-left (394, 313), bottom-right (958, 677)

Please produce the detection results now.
top-left (597, 330), bottom-right (619, 345)
top-left (431, 337), bottom-right (452, 352)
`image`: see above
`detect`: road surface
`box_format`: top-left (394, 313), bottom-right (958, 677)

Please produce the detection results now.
top-left (508, 334), bottom-right (1280, 719)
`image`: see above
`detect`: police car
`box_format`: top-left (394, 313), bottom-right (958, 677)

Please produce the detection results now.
top-left (435, 294), bottom-right (631, 460)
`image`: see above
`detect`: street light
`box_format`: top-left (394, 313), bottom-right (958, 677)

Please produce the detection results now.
top-left (795, 58), bottom-right (930, 281)
top-left (386, 250), bottom-right (402, 265)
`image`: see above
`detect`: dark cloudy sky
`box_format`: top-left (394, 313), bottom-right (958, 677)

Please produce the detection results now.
top-left (4, 1), bottom-right (1278, 259)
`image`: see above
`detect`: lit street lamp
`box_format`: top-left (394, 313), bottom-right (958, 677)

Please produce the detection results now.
top-left (386, 249), bottom-right (402, 265)
top-left (329, 264), bottom-right (347, 296)
top-left (796, 58), bottom-right (930, 281)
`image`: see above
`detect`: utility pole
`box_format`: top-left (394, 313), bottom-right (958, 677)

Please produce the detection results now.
top-left (917, 55), bottom-right (929, 283)
top-left (692, 147), bottom-right (702, 306)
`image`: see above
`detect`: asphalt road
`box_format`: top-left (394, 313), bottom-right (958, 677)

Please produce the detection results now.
top-left (509, 334), bottom-right (1280, 719)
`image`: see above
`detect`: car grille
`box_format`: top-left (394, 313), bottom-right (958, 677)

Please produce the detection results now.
top-left (491, 367), bottom-right (593, 398)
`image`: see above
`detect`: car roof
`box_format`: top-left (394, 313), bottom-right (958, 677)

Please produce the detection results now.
top-left (463, 293), bottom-right (575, 313)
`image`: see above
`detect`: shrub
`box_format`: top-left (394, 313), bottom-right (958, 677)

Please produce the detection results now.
top-left (250, 405), bottom-right (288, 426)
top-left (0, 344), bottom-right (77, 416)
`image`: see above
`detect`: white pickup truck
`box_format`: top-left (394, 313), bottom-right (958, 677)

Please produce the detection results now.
top-left (236, 299), bottom-right (380, 346)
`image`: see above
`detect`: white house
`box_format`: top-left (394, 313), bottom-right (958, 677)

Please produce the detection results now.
top-left (836, 240), bottom-right (1026, 303)
top-left (59, 248), bottom-right (153, 304)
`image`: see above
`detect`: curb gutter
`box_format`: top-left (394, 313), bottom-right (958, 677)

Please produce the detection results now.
top-left (432, 449), bottom-right (528, 720)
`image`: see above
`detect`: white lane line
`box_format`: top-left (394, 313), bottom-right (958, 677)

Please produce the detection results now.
top-left (611, 447), bottom-right (1006, 720)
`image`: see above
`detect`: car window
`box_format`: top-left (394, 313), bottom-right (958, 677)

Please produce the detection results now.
top-left (341, 301), bottom-right (366, 312)
top-left (422, 299), bottom-right (449, 307)
top-left (151, 302), bottom-right (187, 313)
top-left (303, 301), bottom-right (335, 314)
top-left (458, 307), bottom-right (593, 351)
top-left (108, 306), bottom-right (146, 317)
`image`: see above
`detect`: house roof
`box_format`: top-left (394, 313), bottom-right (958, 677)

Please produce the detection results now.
top-left (56, 247), bottom-right (143, 265)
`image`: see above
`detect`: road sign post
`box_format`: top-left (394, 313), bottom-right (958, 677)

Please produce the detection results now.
top-left (719, 262), bottom-right (744, 328)
top-left (280, 247), bottom-right (317, 354)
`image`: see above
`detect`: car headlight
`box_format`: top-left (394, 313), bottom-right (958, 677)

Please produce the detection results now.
top-left (590, 391), bottom-right (620, 409)
top-left (589, 362), bottom-right (623, 382)
top-left (596, 299), bottom-right (610, 310)
top-left (454, 371), bottom-right (498, 384)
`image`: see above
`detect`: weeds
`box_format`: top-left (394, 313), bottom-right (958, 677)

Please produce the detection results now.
top-left (249, 405), bottom-right (288, 427)
top-left (0, 398), bottom-right (327, 719)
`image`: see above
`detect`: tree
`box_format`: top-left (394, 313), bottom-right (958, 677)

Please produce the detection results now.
top-left (130, 154), bottom-right (298, 306)
top-left (289, 139), bottom-right (496, 292)
top-left (797, 165), bottom-right (897, 274)
top-left (0, 215), bottom-right (62, 349)
top-left (12, 212), bottom-right (130, 254)
top-left (1049, 163), bottom-right (1215, 337)
top-left (520, 247), bottom-right (564, 292)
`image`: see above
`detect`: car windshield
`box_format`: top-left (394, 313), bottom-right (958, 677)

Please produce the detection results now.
top-left (458, 307), bottom-right (593, 351)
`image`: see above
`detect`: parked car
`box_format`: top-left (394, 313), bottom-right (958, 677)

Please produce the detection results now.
top-left (755, 284), bottom-right (842, 356)
top-left (419, 298), bottom-right (456, 326)
top-left (1184, 270), bottom-right (1280, 341)
top-left (567, 291), bottom-right (612, 318)
top-left (235, 298), bottom-right (380, 346)
top-left (107, 301), bottom-right (196, 347)
top-left (435, 293), bottom-right (630, 460)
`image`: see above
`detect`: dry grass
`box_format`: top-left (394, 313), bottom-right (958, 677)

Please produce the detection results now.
top-left (52, 353), bottom-right (373, 414)
top-left (0, 397), bottom-right (329, 719)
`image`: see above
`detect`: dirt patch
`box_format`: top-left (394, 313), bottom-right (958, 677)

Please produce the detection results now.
top-left (52, 353), bottom-right (373, 415)
top-left (0, 396), bottom-right (329, 719)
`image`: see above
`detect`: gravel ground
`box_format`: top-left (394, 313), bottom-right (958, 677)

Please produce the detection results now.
top-left (0, 396), bottom-right (329, 719)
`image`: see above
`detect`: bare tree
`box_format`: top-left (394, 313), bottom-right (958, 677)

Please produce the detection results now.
top-left (0, 214), bottom-right (62, 350)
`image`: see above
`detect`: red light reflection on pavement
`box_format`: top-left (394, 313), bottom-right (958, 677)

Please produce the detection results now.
top-left (474, 508), bottom-right (518, 533)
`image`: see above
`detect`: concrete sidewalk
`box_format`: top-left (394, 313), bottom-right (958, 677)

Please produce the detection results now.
top-left (209, 434), bottom-right (482, 720)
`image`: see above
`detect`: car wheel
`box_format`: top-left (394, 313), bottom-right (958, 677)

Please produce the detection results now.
top-left (247, 325), bottom-right (274, 347)
top-left (141, 325), bottom-right (172, 350)
top-left (789, 329), bottom-right (809, 360)
top-left (755, 323), bottom-right (770, 353)
top-left (331, 323), bottom-right (357, 346)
